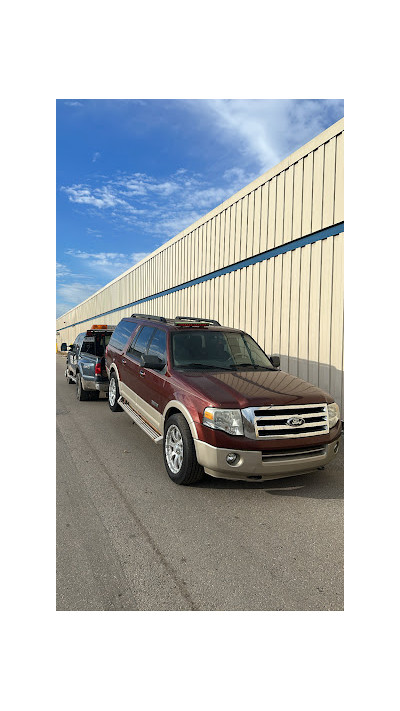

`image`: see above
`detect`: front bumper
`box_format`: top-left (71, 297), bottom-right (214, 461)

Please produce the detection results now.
top-left (194, 438), bottom-right (340, 481)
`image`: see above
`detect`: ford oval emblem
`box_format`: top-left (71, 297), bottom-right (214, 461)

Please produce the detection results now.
top-left (287, 416), bottom-right (305, 427)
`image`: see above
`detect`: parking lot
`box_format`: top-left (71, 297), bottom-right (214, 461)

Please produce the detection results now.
top-left (56, 354), bottom-right (344, 611)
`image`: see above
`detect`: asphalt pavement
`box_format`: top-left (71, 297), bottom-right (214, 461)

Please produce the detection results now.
top-left (56, 354), bottom-right (344, 611)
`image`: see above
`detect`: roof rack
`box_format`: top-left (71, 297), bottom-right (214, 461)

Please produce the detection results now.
top-left (175, 316), bottom-right (221, 326)
top-left (131, 313), bottom-right (167, 323)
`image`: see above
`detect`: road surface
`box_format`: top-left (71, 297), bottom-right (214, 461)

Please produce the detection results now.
top-left (56, 354), bottom-right (344, 611)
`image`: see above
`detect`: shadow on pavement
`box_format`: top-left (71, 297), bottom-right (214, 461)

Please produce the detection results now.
top-left (197, 469), bottom-right (343, 500)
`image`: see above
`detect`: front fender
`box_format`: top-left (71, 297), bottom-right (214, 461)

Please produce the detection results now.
top-left (162, 400), bottom-right (198, 440)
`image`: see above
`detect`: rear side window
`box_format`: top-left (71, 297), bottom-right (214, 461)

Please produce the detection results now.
top-left (81, 337), bottom-right (96, 355)
top-left (127, 326), bottom-right (155, 359)
top-left (75, 334), bottom-right (84, 351)
top-left (108, 321), bottom-right (137, 352)
top-left (80, 333), bottom-right (111, 357)
top-left (148, 329), bottom-right (167, 365)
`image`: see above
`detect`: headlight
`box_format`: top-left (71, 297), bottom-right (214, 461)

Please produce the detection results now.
top-left (203, 408), bottom-right (244, 436)
top-left (327, 402), bottom-right (340, 428)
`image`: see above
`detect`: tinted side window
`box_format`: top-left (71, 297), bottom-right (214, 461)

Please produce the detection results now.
top-left (108, 321), bottom-right (137, 352)
top-left (148, 329), bottom-right (167, 365)
top-left (127, 326), bottom-right (155, 359)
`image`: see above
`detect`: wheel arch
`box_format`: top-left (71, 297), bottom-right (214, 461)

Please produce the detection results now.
top-left (108, 363), bottom-right (120, 382)
top-left (163, 401), bottom-right (198, 440)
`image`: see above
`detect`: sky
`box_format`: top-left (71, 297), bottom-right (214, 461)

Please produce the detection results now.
top-left (56, 99), bottom-right (344, 318)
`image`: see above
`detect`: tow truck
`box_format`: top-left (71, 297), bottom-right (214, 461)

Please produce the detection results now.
top-left (65, 324), bottom-right (115, 400)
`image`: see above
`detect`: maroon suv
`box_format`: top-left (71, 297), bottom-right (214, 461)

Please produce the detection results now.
top-left (105, 314), bottom-right (341, 485)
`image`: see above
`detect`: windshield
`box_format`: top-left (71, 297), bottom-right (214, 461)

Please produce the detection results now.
top-left (171, 330), bottom-right (275, 370)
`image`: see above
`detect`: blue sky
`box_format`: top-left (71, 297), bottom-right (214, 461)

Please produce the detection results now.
top-left (56, 99), bottom-right (344, 318)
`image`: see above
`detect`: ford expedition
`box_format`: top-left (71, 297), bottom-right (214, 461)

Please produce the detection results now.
top-left (105, 314), bottom-right (341, 485)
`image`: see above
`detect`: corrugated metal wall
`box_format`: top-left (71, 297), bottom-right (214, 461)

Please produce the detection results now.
top-left (57, 118), bottom-right (344, 413)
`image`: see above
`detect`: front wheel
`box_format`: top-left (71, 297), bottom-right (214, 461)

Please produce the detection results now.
top-left (108, 372), bottom-right (122, 412)
top-left (163, 413), bottom-right (204, 485)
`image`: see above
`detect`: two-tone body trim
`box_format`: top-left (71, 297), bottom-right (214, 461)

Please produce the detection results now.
top-left (194, 438), bottom-right (340, 481)
top-left (162, 400), bottom-right (198, 440)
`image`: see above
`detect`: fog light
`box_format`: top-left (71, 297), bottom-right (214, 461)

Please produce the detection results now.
top-left (226, 452), bottom-right (239, 465)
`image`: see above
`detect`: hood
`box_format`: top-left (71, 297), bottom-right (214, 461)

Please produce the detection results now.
top-left (174, 368), bottom-right (333, 409)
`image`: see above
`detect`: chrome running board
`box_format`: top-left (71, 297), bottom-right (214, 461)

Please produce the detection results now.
top-left (118, 397), bottom-right (163, 443)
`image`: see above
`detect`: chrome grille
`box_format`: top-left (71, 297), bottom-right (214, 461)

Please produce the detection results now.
top-left (252, 403), bottom-right (328, 439)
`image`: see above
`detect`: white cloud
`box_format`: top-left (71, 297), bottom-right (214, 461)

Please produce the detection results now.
top-left (61, 184), bottom-right (122, 208)
top-left (117, 175), bottom-right (179, 198)
top-left (56, 302), bottom-right (74, 319)
top-left (204, 99), bottom-right (284, 168)
top-left (131, 252), bottom-right (150, 265)
top-left (64, 100), bottom-right (83, 107)
top-left (92, 152), bottom-right (101, 163)
top-left (60, 100), bottom-right (344, 242)
top-left (59, 98), bottom-right (342, 246)
top-left (60, 168), bottom-right (254, 242)
top-left (56, 261), bottom-right (70, 277)
top-left (223, 166), bottom-right (257, 191)
top-left (65, 249), bottom-right (151, 277)
top-left (185, 99), bottom-right (343, 173)
top-left (147, 181), bottom-right (178, 196)
top-left (57, 281), bottom-right (103, 314)
top-left (86, 227), bottom-right (102, 237)
top-left (157, 213), bottom-right (203, 237)
top-left (56, 261), bottom-right (96, 281)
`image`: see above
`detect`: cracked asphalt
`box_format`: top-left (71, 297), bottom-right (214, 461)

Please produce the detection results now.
top-left (56, 355), bottom-right (344, 611)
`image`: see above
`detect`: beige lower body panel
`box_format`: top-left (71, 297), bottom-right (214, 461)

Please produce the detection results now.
top-left (119, 382), bottom-right (163, 433)
top-left (194, 439), bottom-right (340, 481)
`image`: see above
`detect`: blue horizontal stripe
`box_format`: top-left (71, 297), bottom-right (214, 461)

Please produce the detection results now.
top-left (57, 222), bottom-right (344, 332)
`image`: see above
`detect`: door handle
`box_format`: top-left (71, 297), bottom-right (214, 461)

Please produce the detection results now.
top-left (122, 358), bottom-right (126, 364)
top-left (139, 369), bottom-right (145, 377)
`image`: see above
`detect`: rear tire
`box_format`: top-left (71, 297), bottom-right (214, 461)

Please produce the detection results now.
top-left (90, 391), bottom-right (100, 400)
top-left (108, 372), bottom-right (122, 412)
top-left (163, 413), bottom-right (204, 485)
top-left (76, 373), bottom-right (89, 401)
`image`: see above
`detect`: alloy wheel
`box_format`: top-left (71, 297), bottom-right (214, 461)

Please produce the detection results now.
top-left (165, 424), bottom-right (184, 474)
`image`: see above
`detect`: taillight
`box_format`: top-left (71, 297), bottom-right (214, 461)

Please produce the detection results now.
top-left (95, 363), bottom-right (102, 375)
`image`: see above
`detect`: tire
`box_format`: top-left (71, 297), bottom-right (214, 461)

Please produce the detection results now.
top-left (108, 372), bottom-right (122, 412)
top-left (163, 413), bottom-right (204, 485)
top-left (90, 391), bottom-right (100, 400)
top-left (76, 373), bottom-right (89, 401)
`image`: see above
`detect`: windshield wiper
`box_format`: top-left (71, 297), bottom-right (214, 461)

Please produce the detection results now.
top-left (179, 363), bottom-right (231, 370)
top-left (230, 363), bottom-right (276, 370)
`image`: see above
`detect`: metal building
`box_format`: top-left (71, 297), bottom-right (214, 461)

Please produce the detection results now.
top-left (56, 118), bottom-right (344, 413)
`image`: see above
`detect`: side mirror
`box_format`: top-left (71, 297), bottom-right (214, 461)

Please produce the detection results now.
top-left (140, 354), bottom-right (166, 370)
top-left (270, 354), bottom-right (280, 368)
top-left (69, 345), bottom-right (74, 350)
